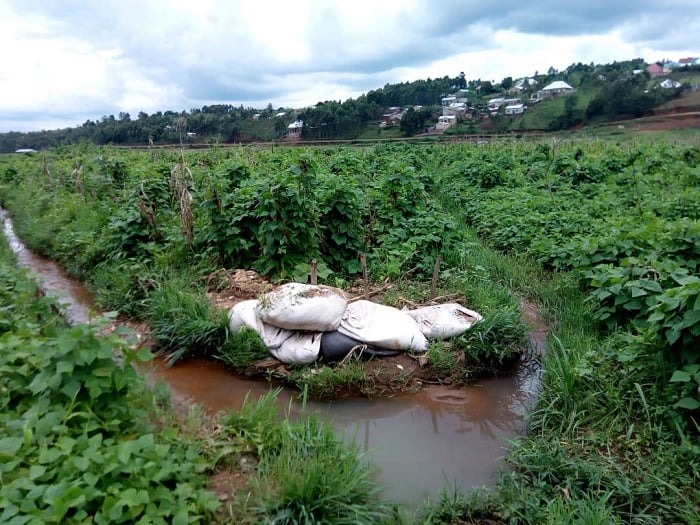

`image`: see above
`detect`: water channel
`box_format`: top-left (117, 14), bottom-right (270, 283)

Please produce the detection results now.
top-left (2, 209), bottom-right (543, 506)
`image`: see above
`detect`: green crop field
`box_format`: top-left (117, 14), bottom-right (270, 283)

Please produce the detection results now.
top-left (1, 136), bottom-right (698, 523)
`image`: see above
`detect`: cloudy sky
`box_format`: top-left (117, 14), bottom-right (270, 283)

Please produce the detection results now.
top-left (1, 0), bottom-right (698, 132)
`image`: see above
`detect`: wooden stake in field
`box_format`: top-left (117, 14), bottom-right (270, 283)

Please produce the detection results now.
top-left (430, 255), bottom-right (442, 301)
top-left (310, 259), bottom-right (318, 285)
top-left (360, 253), bottom-right (368, 299)
top-left (170, 149), bottom-right (194, 249)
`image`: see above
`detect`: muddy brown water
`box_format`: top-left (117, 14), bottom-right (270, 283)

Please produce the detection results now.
top-left (2, 209), bottom-right (542, 506)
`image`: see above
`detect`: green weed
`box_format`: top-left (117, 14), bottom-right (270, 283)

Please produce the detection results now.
top-left (287, 359), bottom-right (370, 399)
top-left (252, 417), bottom-right (392, 524)
top-left (146, 279), bottom-right (228, 365)
top-left (215, 327), bottom-right (270, 376)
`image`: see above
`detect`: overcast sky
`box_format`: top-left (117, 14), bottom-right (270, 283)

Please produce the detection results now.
top-left (1, 0), bottom-right (698, 132)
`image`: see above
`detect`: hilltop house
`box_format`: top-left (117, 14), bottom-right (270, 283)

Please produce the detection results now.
top-left (287, 120), bottom-right (303, 139)
top-left (509, 77), bottom-right (537, 94)
top-left (436, 115), bottom-right (457, 130)
top-left (505, 103), bottom-right (526, 115)
top-left (442, 102), bottom-right (468, 116)
top-left (646, 63), bottom-right (664, 77)
top-left (487, 97), bottom-right (505, 111)
top-left (534, 80), bottom-right (574, 101)
top-left (658, 78), bottom-right (682, 89)
top-left (379, 107), bottom-right (404, 127)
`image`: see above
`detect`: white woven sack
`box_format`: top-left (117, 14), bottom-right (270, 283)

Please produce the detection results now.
top-left (228, 299), bottom-right (262, 333)
top-left (337, 300), bottom-right (429, 353)
top-left (256, 282), bottom-right (348, 332)
top-left (406, 303), bottom-right (483, 340)
top-left (228, 300), bottom-right (321, 364)
top-left (270, 331), bottom-right (322, 364)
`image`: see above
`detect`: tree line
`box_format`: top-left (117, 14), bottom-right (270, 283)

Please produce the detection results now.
top-left (1, 60), bottom-right (692, 152)
top-left (0, 74), bottom-right (472, 152)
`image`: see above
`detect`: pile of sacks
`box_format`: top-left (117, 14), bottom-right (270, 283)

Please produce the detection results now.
top-left (228, 283), bottom-right (483, 365)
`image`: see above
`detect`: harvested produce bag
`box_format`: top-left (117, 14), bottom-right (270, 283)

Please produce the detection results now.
top-left (228, 300), bottom-right (321, 364)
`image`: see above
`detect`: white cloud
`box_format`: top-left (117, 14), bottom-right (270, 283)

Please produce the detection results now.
top-left (1, 0), bottom-right (699, 132)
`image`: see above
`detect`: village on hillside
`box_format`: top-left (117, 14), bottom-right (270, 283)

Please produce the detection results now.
top-left (4, 55), bottom-right (699, 152)
top-left (283, 56), bottom-right (699, 139)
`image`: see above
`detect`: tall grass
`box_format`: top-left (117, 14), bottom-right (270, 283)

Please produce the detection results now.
top-left (146, 277), bottom-right (228, 365)
top-left (214, 391), bottom-right (394, 524)
top-left (253, 416), bottom-right (392, 524)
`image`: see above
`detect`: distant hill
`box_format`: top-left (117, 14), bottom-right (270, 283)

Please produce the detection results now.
top-left (1, 58), bottom-right (698, 153)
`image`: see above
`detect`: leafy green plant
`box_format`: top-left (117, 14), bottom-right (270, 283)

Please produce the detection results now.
top-left (670, 364), bottom-right (700, 410)
top-left (0, 314), bottom-right (219, 523)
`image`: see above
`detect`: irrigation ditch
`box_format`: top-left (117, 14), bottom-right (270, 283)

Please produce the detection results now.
top-left (1, 207), bottom-right (544, 507)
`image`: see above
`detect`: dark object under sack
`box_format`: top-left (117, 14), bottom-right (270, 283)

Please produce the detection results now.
top-left (319, 331), bottom-right (401, 363)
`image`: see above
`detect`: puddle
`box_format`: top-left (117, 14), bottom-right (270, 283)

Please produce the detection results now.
top-left (2, 208), bottom-right (542, 506)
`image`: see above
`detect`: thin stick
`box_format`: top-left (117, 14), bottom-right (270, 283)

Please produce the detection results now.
top-left (310, 259), bottom-right (317, 285)
top-left (338, 345), bottom-right (367, 367)
top-left (430, 255), bottom-right (442, 300)
top-left (396, 296), bottom-right (421, 309)
top-left (360, 253), bottom-right (368, 299)
top-left (429, 293), bottom-right (463, 304)
top-left (348, 282), bottom-right (393, 302)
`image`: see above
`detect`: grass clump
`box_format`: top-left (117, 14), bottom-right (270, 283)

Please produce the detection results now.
top-left (215, 327), bottom-right (270, 376)
top-left (211, 391), bottom-right (394, 524)
top-left (287, 359), bottom-right (371, 399)
top-left (456, 307), bottom-right (528, 374)
top-left (252, 417), bottom-right (392, 524)
top-left (146, 279), bottom-right (228, 365)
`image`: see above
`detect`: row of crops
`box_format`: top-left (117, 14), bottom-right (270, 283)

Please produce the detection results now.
top-left (445, 140), bottom-right (699, 410)
top-left (0, 140), bottom-right (698, 405)
top-left (1, 137), bottom-right (698, 522)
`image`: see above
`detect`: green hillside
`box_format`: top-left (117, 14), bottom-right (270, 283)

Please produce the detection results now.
top-left (1, 60), bottom-right (698, 152)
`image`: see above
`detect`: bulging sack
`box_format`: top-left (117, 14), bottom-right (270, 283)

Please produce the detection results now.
top-left (338, 300), bottom-right (429, 353)
top-left (406, 303), bottom-right (483, 340)
top-left (228, 300), bottom-right (321, 364)
top-left (256, 282), bottom-right (348, 331)
top-left (270, 331), bottom-right (322, 365)
top-left (228, 299), bottom-right (262, 333)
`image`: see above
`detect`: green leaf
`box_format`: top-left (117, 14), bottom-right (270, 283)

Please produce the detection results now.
top-left (0, 437), bottom-right (23, 456)
top-left (136, 345), bottom-right (154, 362)
top-left (685, 364), bottom-right (700, 375)
top-left (674, 397), bottom-right (700, 410)
top-left (670, 370), bottom-right (691, 383)
top-left (173, 511), bottom-right (189, 525)
top-left (630, 286), bottom-right (647, 298)
top-left (29, 465), bottom-right (47, 480)
top-left (665, 328), bottom-right (682, 345)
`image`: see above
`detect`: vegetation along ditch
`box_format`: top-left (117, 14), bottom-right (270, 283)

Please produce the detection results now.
top-left (0, 137), bottom-right (698, 523)
top-left (1, 207), bottom-right (540, 508)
